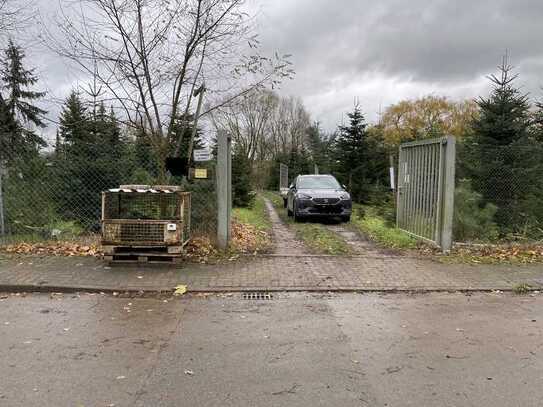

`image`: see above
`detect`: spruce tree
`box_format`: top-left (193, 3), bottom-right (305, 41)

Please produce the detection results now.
top-left (59, 91), bottom-right (89, 151)
top-left (472, 57), bottom-right (530, 147)
top-left (1, 39), bottom-right (46, 148)
top-left (333, 105), bottom-right (387, 203)
top-left (467, 57), bottom-right (540, 235)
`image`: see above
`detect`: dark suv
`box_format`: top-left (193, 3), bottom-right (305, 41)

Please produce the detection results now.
top-left (286, 175), bottom-right (352, 222)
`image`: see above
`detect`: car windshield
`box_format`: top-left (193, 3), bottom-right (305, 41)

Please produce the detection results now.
top-left (297, 176), bottom-right (341, 189)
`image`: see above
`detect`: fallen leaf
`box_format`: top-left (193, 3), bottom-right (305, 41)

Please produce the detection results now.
top-left (174, 285), bottom-right (187, 296)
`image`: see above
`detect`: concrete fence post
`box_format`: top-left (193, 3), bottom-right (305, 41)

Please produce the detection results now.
top-left (440, 136), bottom-right (456, 252)
top-left (0, 161), bottom-right (5, 237)
top-left (217, 131), bottom-right (232, 249)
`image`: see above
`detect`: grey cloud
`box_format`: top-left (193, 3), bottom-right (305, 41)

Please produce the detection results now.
top-left (255, 0), bottom-right (543, 128)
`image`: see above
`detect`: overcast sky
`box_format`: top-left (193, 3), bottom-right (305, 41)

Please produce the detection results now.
top-left (27, 0), bottom-right (543, 137)
top-left (254, 0), bottom-right (543, 130)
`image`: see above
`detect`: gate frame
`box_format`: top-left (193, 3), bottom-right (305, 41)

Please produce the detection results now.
top-left (396, 136), bottom-right (455, 252)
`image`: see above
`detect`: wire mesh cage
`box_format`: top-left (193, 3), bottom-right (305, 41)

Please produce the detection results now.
top-left (101, 185), bottom-right (191, 247)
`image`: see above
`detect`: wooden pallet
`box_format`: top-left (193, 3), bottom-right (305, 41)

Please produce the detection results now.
top-left (103, 253), bottom-right (183, 264)
top-left (102, 245), bottom-right (183, 255)
top-left (102, 245), bottom-right (184, 265)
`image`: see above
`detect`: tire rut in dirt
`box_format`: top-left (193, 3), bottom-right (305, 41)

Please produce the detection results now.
top-left (263, 198), bottom-right (310, 255)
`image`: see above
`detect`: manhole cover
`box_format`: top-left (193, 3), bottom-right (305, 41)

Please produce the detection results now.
top-left (242, 292), bottom-right (273, 300)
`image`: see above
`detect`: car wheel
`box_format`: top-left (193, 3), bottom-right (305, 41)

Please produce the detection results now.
top-left (341, 215), bottom-right (351, 223)
top-left (293, 202), bottom-right (304, 222)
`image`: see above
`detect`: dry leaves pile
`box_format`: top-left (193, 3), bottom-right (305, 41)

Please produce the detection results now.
top-left (231, 222), bottom-right (272, 254)
top-left (443, 244), bottom-right (543, 264)
top-left (183, 222), bottom-right (271, 263)
top-left (184, 236), bottom-right (218, 263)
top-left (0, 242), bottom-right (101, 257)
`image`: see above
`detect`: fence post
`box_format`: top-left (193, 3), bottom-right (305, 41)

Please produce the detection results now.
top-left (0, 162), bottom-right (5, 238)
top-left (440, 136), bottom-right (456, 252)
top-left (217, 131), bottom-right (232, 249)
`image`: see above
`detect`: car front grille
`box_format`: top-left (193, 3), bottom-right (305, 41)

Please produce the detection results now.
top-left (312, 197), bottom-right (340, 205)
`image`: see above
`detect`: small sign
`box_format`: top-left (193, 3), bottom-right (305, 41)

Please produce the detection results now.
top-left (194, 168), bottom-right (208, 179)
top-left (193, 148), bottom-right (212, 162)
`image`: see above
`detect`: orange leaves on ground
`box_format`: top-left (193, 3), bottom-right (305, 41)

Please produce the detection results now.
top-left (448, 244), bottom-right (543, 264)
top-left (0, 242), bottom-right (101, 257)
top-left (184, 236), bottom-right (218, 263)
top-left (231, 222), bottom-right (271, 254)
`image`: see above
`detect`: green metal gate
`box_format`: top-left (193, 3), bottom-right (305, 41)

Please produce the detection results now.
top-left (396, 136), bottom-right (456, 251)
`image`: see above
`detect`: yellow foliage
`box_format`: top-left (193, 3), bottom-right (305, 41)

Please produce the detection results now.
top-left (380, 96), bottom-right (479, 146)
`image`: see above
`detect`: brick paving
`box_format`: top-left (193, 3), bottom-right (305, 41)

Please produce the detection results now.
top-left (1, 201), bottom-right (542, 293)
top-left (0, 253), bottom-right (542, 292)
top-left (264, 198), bottom-right (309, 255)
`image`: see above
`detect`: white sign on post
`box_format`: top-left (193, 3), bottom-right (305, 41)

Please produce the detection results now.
top-left (193, 148), bottom-right (212, 162)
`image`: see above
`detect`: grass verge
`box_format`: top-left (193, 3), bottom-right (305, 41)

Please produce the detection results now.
top-left (231, 194), bottom-right (273, 254)
top-left (350, 204), bottom-right (418, 250)
top-left (233, 194), bottom-right (272, 232)
top-left (262, 191), bottom-right (351, 255)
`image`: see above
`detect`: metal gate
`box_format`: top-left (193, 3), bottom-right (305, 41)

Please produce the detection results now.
top-left (396, 136), bottom-right (456, 251)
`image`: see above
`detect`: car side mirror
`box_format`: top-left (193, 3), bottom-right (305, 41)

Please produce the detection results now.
top-left (342, 184), bottom-right (347, 190)
top-left (289, 183), bottom-right (295, 189)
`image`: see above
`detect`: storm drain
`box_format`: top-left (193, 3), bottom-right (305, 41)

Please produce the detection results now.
top-left (242, 292), bottom-right (273, 300)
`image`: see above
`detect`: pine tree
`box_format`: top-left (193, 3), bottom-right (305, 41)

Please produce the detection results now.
top-left (472, 56), bottom-right (530, 147)
top-left (306, 121), bottom-right (333, 174)
top-left (59, 91), bottom-right (89, 151)
top-left (231, 145), bottom-right (254, 207)
top-left (1, 39), bottom-right (46, 148)
top-left (466, 56), bottom-right (542, 235)
top-left (332, 105), bottom-right (388, 203)
top-left (0, 92), bottom-right (18, 161)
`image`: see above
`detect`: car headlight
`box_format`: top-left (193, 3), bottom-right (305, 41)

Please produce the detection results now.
top-left (340, 193), bottom-right (351, 200)
top-left (297, 193), bottom-right (312, 199)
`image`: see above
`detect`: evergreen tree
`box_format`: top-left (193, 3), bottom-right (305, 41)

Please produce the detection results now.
top-left (465, 57), bottom-right (543, 235)
top-left (59, 91), bottom-right (89, 151)
top-left (306, 121), bottom-right (333, 174)
top-left (0, 92), bottom-right (18, 161)
top-left (0, 39), bottom-right (46, 150)
top-left (472, 57), bottom-right (530, 147)
top-left (332, 105), bottom-right (388, 203)
top-left (231, 145), bottom-right (254, 207)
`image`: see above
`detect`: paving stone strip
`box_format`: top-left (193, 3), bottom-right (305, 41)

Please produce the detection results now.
top-left (263, 198), bottom-right (310, 255)
top-left (0, 255), bottom-right (542, 292)
top-left (324, 223), bottom-right (384, 256)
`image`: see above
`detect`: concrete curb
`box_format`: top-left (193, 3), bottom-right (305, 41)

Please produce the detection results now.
top-left (0, 283), bottom-right (540, 295)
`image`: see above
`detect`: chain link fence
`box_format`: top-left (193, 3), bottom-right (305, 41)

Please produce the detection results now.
top-left (0, 142), bottom-right (217, 246)
top-left (455, 141), bottom-right (543, 243)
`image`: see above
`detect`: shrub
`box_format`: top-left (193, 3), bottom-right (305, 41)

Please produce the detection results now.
top-left (453, 179), bottom-right (499, 242)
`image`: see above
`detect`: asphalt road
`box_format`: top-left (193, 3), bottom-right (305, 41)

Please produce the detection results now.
top-left (1, 291), bottom-right (542, 406)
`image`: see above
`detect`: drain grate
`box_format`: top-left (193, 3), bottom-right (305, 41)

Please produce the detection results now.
top-left (242, 292), bottom-right (273, 300)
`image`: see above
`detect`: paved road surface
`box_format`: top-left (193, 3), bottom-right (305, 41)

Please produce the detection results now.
top-left (1, 292), bottom-right (542, 406)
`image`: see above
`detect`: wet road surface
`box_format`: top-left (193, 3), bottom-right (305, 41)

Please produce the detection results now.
top-left (1, 292), bottom-right (542, 406)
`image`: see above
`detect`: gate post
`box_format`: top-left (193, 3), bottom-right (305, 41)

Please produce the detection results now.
top-left (217, 131), bottom-right (232, 249)
top-left (440, 136), bottom-right (456, 252)
top-left (0, 162), bottom-right (5, 237)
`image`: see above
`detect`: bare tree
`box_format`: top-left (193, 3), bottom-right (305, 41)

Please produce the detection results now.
top-left (210, 90), bottom-right (278, 161)
top-left (47, 0), bottom-right (294, 178)
top-left (0, 0), bottom-right (34, 39)
top-left (211, 90), bottom-right (311, 162)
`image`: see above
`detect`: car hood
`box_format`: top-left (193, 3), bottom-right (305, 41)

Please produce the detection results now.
top-left (298, 188), bottom-right (347, 198)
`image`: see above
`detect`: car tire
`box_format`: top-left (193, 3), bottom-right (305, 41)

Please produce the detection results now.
top-left (293, 202), bottom-right (304, 222)
top-left (341, 215), bottom-right (351, 223)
